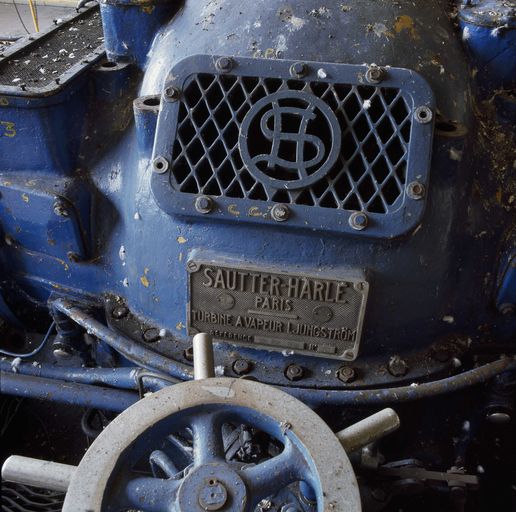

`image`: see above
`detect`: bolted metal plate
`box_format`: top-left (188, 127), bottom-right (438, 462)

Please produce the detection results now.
top-left (187, 262), bottom-right (368, 361)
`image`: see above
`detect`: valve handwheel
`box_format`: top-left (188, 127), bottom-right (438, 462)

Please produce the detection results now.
top-left (63, 376), bottom-right (362, 511)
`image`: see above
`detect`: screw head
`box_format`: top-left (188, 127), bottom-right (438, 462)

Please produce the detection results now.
top-left (365, 65), bottom-right (385, 84)
top-left (187, 261), bottom-right (199, 272)
top-left (111, 306), bottom-right (129, 319)
top-left (216, 56), bottom-right (233, 72)
top-left (290, 62), bottom-right (307, 78)
top-left (195, 195), bottom-right (214, 214)
top-left (349, 211), bottom-right (368, 230)
top-left (387, 355), bottom-right (409, 377)
top-left (142, 328), bottom-right (160, 343)
top-left (271, 203), bottom-right (290, 222)
top-left (337, 366), bottom-right (356, 383)
top-left (406, 181), bottom-right (425, 200)
top-left (285, 364), bottom-right (304, 381)
top-left (414, 105), bottom-right (433, 124)
top-left (53, 200), bottom-right (69, 217)
top-left (153, 156), bottom-right (169, 174)
top-left (164, 86), bottom-right (180, 101)
top-left (233, 358), bottom-right (252, 375)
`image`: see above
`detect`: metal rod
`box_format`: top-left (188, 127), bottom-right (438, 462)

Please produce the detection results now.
top-left (336, 408), bottom-right (400, 453)
top-left (51, 298), bottom-right (193, 381)
top-left (193, 333), bottom-right (215, 380)
top-left (0, 371), bottom-right (139, 412)
top-left (2, 456), bottom-right (76, 492)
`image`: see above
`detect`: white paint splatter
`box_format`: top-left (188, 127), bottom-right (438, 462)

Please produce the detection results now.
top-left (462, 27), bottom-right (471, 41)
top-left (363, 99), bottom-right (372, 110)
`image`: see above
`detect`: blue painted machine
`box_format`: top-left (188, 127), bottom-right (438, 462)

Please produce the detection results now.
top-left (0, 1), bottom-right (514, 510)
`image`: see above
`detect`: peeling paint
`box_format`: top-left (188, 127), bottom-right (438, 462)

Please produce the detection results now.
top-left (394, 15), bottom-right (419, 40)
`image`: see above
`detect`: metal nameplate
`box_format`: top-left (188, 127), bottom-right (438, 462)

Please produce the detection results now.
top-left (187, 262), bottom-right (369, 361)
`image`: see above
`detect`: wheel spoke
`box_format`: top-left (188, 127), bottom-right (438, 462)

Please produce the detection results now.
top-left (190, 411), bottom-right (225, 465)
top-left (240, 439), bottom-right (307, 505)
top-left (123, 476), bottom-right (181, 512)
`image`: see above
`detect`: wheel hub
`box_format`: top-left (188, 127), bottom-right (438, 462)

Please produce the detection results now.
top-left (177, 463), bottom-right (246, 511)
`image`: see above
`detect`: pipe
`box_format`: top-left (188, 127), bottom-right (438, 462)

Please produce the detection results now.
top-left (50, 299), bottom-right (516, 407)
top-left (2, 456), bottom-right (75, 492)
top-left (51, 298), bottom-right (193, 381)
top-left (193, 333), bottom-right (215, 380)
top-left (0, 371), bottom-right (138, 412)
top-left (336, 408), bottom-right (400, 453)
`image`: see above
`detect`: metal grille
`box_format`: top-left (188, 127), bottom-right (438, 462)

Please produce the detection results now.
top-left (0, 8), bottom-right (102, 88)
top-left (170, 74), bottom-right (411, 214)
top-left (1, 482), bottom-right (64, 512)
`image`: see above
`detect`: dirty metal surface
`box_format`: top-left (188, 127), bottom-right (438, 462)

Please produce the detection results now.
top-left (152, 54), bottom-right (435, 238)
top-left (187, 262), bottom-right (369, 360)
top-left (0, 7), bottom-right (102, 90)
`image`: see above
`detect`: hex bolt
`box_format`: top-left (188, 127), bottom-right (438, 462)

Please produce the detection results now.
top-left (164, 86), bottom-right (180, 101)
top-left (365, 65), bottom-right (385, 84)
top-left (406, 181), bottom-right (425, 200)
top-left (337, 366), bottom-right (356, 383)
top-left (233, 359), bottom-right (252, 376)
top-left (215, 56), bottom-right (233, 73)
top-left (194, 195), bottom-right (214, 214)
top-left (271, 203), bottom-right (290, 222)
top-left (184, 346), bottom-right (194, 361)
top-left (111, 306), bottom-right (129, 319)
top-left (53, 200), bottom-right (69, 217)
top-left (387, 355), bottom-right (409, 377)
top-left (284, 364), bottom-right (304, 381)
top-left (152, 156), bottom-right (169, 174)
top-left (142, 328), bottom-right (160, 343)
top-left (414, 105), bottom-right (433, 124)
top-left (349, 211), bottom-right (368, 231)
top-left (290, 61), bottom-right (307, 78)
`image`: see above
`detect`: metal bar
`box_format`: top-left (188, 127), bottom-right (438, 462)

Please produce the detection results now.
top-left (336, 408), bottom-right (400, 453)
top-left (0, 371), bottom-right (139, 412)
top-left (193, 333), bottom-right (215, 380)
top-left (51, 298), bottom-right (194, 381)
top-left (2, 456), bottom-right (76, 492)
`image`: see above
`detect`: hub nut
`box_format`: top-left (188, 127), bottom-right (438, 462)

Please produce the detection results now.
top-left (285, 364), bottom-right (304, 381)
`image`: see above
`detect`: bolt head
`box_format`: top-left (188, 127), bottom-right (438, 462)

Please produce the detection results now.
top-left (407, 181), bottom-right (425, 200)
top-left (143, 328), bottom-right (160, 343)
top-left (337, 366), bottom-right (356, 383)
top-left (271, 203), bottom-right (290, 222)
top-left (285, 364), bottom-right (304, 381)
top-left (184, 346), bottom-right (194, 361)
top-left (233, 358), bottom-right (252, 375)
top-left (290, 62), bottom-right (307, 78)
top-left (365, 66), bottom-right (385, 84)
top-left (388, 355), bottom-right (409, 377)
top-left (349, 211), bottom-right (368, 230)
top-left (111, 306), bottom-right (129, 319)
top-left (164, 86), bottom-right (180, 101)
top-left (216, 56), bottom-right (233, 72)
top-left (195, 195), bottom-right (214, 214)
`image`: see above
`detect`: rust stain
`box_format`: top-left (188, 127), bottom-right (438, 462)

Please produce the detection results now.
top-left (394, 15), bottom-right (419, 40)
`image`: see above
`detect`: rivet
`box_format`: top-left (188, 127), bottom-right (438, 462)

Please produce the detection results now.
top-left (349, 211), bottom-right (368, 230)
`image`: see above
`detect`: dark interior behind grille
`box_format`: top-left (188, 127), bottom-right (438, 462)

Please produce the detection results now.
top-left (169, 73), bottom-right (412, 214)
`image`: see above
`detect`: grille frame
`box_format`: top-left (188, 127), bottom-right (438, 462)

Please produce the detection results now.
top-left (152, 55), bottom-right (435, 238)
